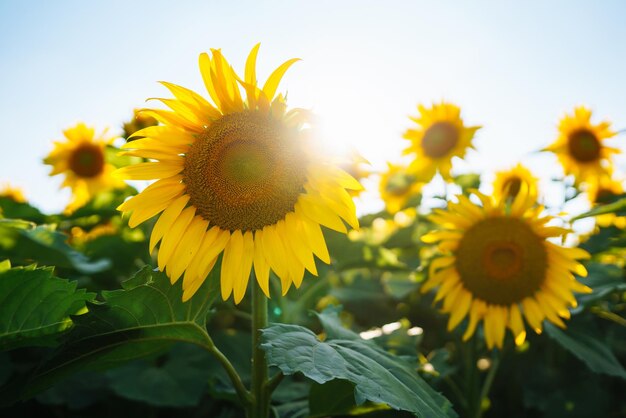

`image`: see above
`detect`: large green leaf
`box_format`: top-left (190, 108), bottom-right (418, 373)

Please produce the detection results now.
top-left (22, 264), bottom-right (221, 397)
top-left (0, 219), bottom-right (110, 274)
top-left (545, 322), bottom-right (626, 380)
top-left (106, 343), bottom-right (213, 407)
top-left (0, 265), bottom-right (94, 350)
top-left (260, 321), bottom-right (456, 418)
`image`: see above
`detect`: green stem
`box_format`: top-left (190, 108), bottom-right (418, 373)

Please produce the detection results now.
top-left (475, 351), bottom-right (502, 418)
top-left (464, 335), bottom-right (477, 417)
top-left (266, 371), bottom-right (284, 394)
top-left (205, 334), bottom-right (251, 407)
top-left (250, 277), bottom-right (270, 418)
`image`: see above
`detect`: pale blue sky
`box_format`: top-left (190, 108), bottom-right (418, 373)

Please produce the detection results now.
top-left (1, 1), bottom-right (625, 214)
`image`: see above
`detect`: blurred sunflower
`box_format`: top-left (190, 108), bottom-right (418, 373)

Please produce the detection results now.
top-left (122, 109), bottom-right (159, 140)
top-left (587, 175), bottom-right (626, 228)
top-left (379, 163), bottom-right (422, 214)
top-left (0, 183), bottom-right (26, 203)
top-left (44, 123), bottom-right (125, 213)
top-left (492, 164), bottom-right (539, 203)
top-left (403, 102), bottom-right (480, 181)
top-left (421, 188), bottom-right (591, 349)
top-left (545, 106), bottom-right (617, 186)
top-left (117, 45), bottom-right (361, 303)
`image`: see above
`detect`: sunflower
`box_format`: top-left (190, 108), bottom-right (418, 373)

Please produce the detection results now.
top-left (492, 164), bottom-right (539, 203)
top-left (122, 108), bottom-right (159, 140)
top-left (117, 45), bottom-right (361, 303)
top-left (0, 183), bottom-right (26, 203)
top-left (403, 102), bottom-right (480, 181)
top-left (379, 163), bottom-right (422, 214)
top-left (546, 106), bottom-right (617, 187)
top-left (587, 175), bottom-right (626, 229)
top-left (44, 123), bottom-right (125, 213)
top-left (421, 187), bottom-right (591, 349)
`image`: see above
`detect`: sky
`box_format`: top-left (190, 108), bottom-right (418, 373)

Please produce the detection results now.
top-left (0, 0), bottom-right (625, 215)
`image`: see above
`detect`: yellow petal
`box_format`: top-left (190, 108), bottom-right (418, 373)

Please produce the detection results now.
top-left (233, 231), bottom-right (254, 304)
top-left (221, 230), bottom-right (243, 301)
top-left (253, 230), bottom-right (271, 298)
top-left (157, 206), bottom-right (196, 272)
top-left (167, 216), bottom-right (209, 284)
top-left (149, 195), bottom-right (190, 252)
top-left (262, 58), bottom-right (300, 101)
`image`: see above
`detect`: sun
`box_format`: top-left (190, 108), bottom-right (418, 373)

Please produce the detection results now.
top-left (44, 123), bottom-right (124, 213)
top-left (402, 102), bottom-right (480, 182)
top-left (117, 45), bottom-right (362, 303)
top-left (421, 187), bottom-right (591, 349)
top-left (545, 106), bottom-right (617, 187)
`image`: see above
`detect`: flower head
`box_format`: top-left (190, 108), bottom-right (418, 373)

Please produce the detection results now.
top-left (492, 164), bottom-right (539, 203)
top-left (44, 123), bottom-right (125, 213)
top-left (403, 102), bottom-right (480, 181)
top-left (379, 163), bottom-right (422, 214)
top-left (546, 106), bottom-right (617, 187)
top-left (421, 187), bottom-right (591, 349)
top-left (117, 45), bottom-right (361, 303)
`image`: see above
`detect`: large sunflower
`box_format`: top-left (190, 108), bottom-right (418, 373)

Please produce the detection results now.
top-left (403, 102), bottom-right (480, 181)
top-left (421, 187), bottom-right (591, 349)
top-left (546, 106), bottom-right (617, 186)
top-left (117, 45), bottom-right (361, 303)
top-left (44, 123), bottom-right (125, 213)
top-left (492, 163), bottom-right (539, 203)
top-left (379, 163), bottom-right (422, 214)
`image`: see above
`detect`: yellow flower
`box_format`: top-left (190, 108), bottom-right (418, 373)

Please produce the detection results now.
top-left (421, 187), bottom-right (591, 349)
top-left (546, 106), bottom-right (617, 187)
top-left (587, 176), bottom-right (626, 228)
top-left (117, 45), bottom-right (362, 303)
top-left (0, 183), bottom-right (27, 203)
top-left (492, 164), bottom-right (539, 203)
top-left (379, 163), bottom-right (422, 214)
top-left (403, 102), bottom-right (480, 181)
top-left (44, 123), bottom-right (125, 213)
top-left (122, 109), bottom-right (159, 140)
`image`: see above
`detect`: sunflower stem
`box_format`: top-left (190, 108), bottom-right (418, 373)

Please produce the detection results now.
top-left (475, 349), bottom-right (502, 418)
top-left (250, 278), bottom-right (270, 418)
top-left (205, 334), bottom-right (251, 407)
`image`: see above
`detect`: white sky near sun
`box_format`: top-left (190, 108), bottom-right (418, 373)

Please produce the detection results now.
top-left (0, 0), bottom-right (625, 217)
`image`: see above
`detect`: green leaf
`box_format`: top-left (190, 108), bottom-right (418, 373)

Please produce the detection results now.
top-left (261, 323), bottom-right (456, 418)
top-left (575, 262), bottom-right (626, 308)
top-left (0, 197), bottom-right (47, 224)
top-left (544, 322), bottom-right (626, 380)
top-left (106, 343), bottom-right (213, 407)
top-left (0, 219), bottom-right (110, 274)
top-left (572, 197), bottom-right (626, 220)
top-left (308, 379), bottom-right (357, 417)
top-left (0, 266), bottom-right (95, 350)
top-left (22, 264), bottom-right (221, 398)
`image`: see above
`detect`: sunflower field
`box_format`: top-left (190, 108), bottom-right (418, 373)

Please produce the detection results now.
top-left (1, 40), bottom-right (626, 418)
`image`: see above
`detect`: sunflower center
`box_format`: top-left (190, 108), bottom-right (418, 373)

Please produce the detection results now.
top-left (386, 173), bottom-right (412, 196)
top-left (567, 129), bottom-right (600, 163)
top-left (502, 177), bottom-right (522, 198)
top-left (421, 122), bottom-right (459, 158)
top-left (68, 144), bottom-right (105, 178)
top-left (455, 217), bottom-right (547, 305)
top-left (183, 111), bottom-right (309, 232)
